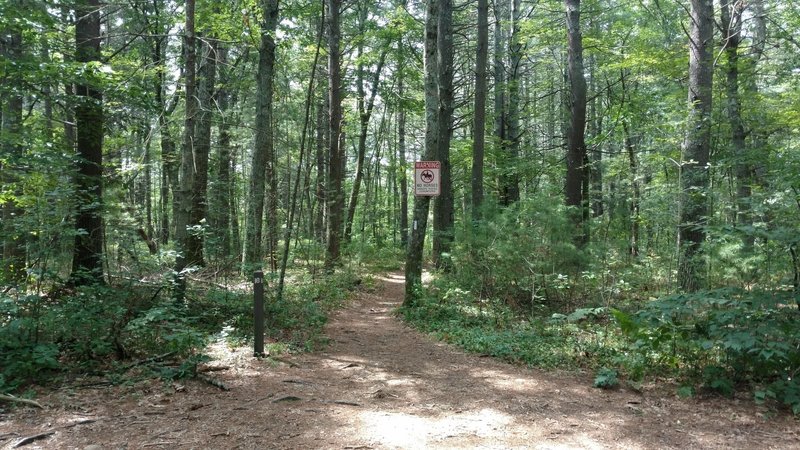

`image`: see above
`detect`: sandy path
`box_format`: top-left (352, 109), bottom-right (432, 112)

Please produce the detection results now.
top-left (2, 272), bottom-right (798, 449)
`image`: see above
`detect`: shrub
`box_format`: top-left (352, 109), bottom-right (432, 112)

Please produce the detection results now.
top-left (612, 289), bottom-right (800, 413)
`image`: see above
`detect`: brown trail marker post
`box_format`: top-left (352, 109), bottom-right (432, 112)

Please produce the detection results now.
top-left (254, 270), bottom-right (265, 357)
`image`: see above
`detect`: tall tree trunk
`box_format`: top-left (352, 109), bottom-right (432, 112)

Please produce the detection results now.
top-left (155, 37), bottom-right (179, 245)
top-left (1, 28), bottom-right (26, 283)
top-left (210, 44), bottom-right (233, 260)
top-left (471, 0), bottom-right (488, 221)
top-left (244, 0), bottom-right (279, 272)
top-left (720, 0), bottom-right (752, 251)
top-left (174, 0), bottom-right (198, 299)
top-left (588, 51), bottom-right (603, 218)
top-left (564, 0), bottom-right (588, 248)
top-left (344, 26), bottom-right (387, 243)
top-left (501, 0), bottom-right (522, 204)
top-left (405, 0), bottom-right (439, 303)
top-left (493, 0), bottom-right (507, 204)
top-left (398, 66), bottom-right (409, 248)
top-left (324, 0), bottom-right (344, 271)
top-left (314, 92), bottom-right (326, 242)
top-left (432, 0), bottom-right (455, 269)
top-left (71, 0), bottom-right (105, 286)
top-left (678, 0), bottom-right (714, 292)
top-left (186, 36), bottom-right (217, 266)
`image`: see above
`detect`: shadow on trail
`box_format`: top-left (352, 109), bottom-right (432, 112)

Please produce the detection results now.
top-left (4, 272), bottom-right (793, 449)
top-left (250, 272), bottom-right (791, 450)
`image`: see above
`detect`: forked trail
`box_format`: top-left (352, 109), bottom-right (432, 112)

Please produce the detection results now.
top-left (2, 272), bottom-right (797, 449)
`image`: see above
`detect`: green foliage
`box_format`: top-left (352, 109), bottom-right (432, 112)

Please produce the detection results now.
top-left (593, 367), bottom-right (619, 389)
top-left (399, 278), bottom-right (625, 371)
top-left (611, 289), bottom-right (800, 413)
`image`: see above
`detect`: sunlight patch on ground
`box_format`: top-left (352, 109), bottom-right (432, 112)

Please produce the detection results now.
top-left (379, 273), bottom-right (406, 284)
top-left (467, 367), bottom-right (544, 393)
top-left (358, 408), bottom-right (514, 448)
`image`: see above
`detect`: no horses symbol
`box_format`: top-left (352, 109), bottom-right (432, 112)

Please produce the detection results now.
top-left (414, 161), bottom-right (441, 196)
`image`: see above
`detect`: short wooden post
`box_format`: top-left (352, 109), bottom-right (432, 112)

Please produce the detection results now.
top-left (254, 270), bottom-right (265, 357)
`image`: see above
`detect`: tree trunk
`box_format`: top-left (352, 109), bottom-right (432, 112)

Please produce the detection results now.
top-left (720, 0), bottom-right (752, 251)
top-left (564, 0), bottom-right (588, 248)
top-left (210, 44), bottom-right (233, 260)
top-left (1, 28), bottom-right (26, 283)
top-left (432, 0), bottom-right (455, 269)
top-left (71, 0), bottom-right (105, 286)
top-left (501, 0), bottom-right (522, 204)
top-left (493, 0), bottom-right (507, 204)
top-left (324, 0), bottom-right (344, 271)
top-left (405, 0), bottom-right (438, 303)
top-left (314, 93), bottom-right (327, 242)
top-left (244, 0), bottom-right (279, 272)
top-left (398, 67), bottom-right (409, 248)
top-left (344, 29), bottom-right (387, 243)
top-left (187, 36), bottom-right (217, 266)
top-left (174, 0), bottom-right (199, 300)
top-left (470, 0), bottom-right (488, 221)
top-left (678, 0), bottom-right (714, 292)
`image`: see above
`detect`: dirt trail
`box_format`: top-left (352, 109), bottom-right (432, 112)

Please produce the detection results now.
top-left (2, 272), bottom-right (798, 449)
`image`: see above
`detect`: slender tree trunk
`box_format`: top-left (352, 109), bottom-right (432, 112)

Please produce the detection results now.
top-left (678, 0), bottom-right (714, 292)
top-left (398, 67), bottom-right (409, 248)
top-left (720, 0), bottom-right (753, 251)
top-left (187, 36), bottom-right (217, 266)
top-left (344, 38), bottom-right (387, 243)
top-left (244, 0), bottom-right (279, 272)
top-left (314, 93), bottom-right (326, 242)
top-left (71, 0), bottom-right (105, 286)
top-left (1, 28), bottom-right (26, 283)
top-left (493, 0), bottom-right (507, 204)
top-left (501, 0), bottom-right (522, 204)
top-left (211, 45), bottom-right (233, 259)
top-left (405, 0), bottom-right (438, 303)
top-left (564, 0), bottom-right (588, 248)
top-left (432, 0), bottom-right (455, 269)
top-left (174, 0), bottom-right (198, 298)
top-left (324, 0), bottom-right (344, 271)
top-left (471, 0), bottom-right (488, 221)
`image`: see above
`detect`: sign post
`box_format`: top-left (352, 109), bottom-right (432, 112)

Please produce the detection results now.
top-left (414, 161), bottom-right (441, 196)
top-left (253, 270), bottom-right (265, 357)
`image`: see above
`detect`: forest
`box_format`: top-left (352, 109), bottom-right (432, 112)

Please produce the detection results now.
top-left (1, 0), bottom-right (800, 420)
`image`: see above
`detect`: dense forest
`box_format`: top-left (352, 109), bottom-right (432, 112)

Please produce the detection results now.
top-left (1, 0), bottom-right (799, 414)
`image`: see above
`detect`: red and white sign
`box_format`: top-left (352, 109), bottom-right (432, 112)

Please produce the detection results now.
top-left (414, 161), bottom-right (441, 196)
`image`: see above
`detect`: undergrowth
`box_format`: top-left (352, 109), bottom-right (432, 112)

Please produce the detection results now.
top-left (402, 275), bottom-right (800, 415)
top-left (0, 267), bottom-right (361, 395)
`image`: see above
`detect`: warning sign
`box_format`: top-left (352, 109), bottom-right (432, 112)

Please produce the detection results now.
top-left (414, 161), bottom-right (441, 196)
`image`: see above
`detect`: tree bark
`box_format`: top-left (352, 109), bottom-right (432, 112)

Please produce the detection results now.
top-left (71, 0), bottom-right (105, 286)
top-left (324, 0), bottom-right (344, 271)
top-left (720, 0), bottom-right (752, 251)
top-left (398, 66), bottom-right (409, 248)
top-left (244, 0), bottom-right (279, 272)
top-left (470, 0), bottom-right (488, 221)
top-left (493, 0), bottom-right (507, 204)
top-left (344, 26), bottom-right (387, 243)
top-left (564, 0), bottom-right (588, 248)
top-left (678, 0), bottom-right (714, 292)
top-left (432, 0), bottom-right (455, 269)
top-left (187, 36), bottom-right (217, 266)
top-left (405, 0), bottom-right (439, 303)
top-left (501, 0), bottom-right (522, 205)
top-left (1, 27), bottom-right (26, 283)
top-left (211, 44), bottom-right (233, 260)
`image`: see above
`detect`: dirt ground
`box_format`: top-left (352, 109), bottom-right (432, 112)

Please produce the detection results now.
top-left (2, 272), bottom-right (799, 449)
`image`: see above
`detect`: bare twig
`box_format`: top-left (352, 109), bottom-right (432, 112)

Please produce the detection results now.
top-left (196, 373), bottom-right (230, 391)
top-left (12, 431), bottom-right (55, 448)
top-left (0, 394), bottom-right (44, 409)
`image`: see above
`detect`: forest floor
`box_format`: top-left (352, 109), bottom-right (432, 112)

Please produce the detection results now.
top-left (2, 271), bottom-right (799, 449)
